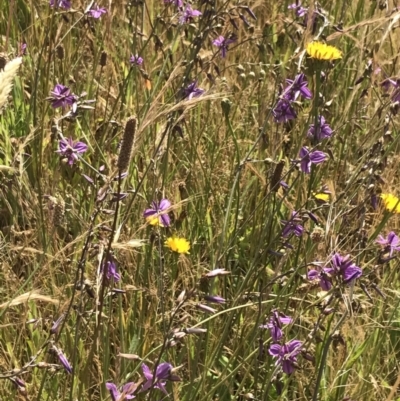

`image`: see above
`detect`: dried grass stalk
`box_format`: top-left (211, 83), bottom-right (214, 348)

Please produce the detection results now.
top-left (0, 56), bottom-right (22, 110)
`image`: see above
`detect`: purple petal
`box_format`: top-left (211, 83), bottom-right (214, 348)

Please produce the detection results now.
top-left (142, 363), bottom-right (153, 381)
top-left (159, 199), bottom-right (171, 211)
top-left (268, 344), bottom-right (282, 356)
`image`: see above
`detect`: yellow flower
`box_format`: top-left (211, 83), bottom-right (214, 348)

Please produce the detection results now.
top-left (313, 192), bottom-right (330, 203)
top-left (306, 42), bottom-right (342, 61)
top-left (380, 193), bottom-right (400, 213)
top-left (165, 237), bottom-right (190, 254)
top-left (147, 216), bottom-right (161, 226)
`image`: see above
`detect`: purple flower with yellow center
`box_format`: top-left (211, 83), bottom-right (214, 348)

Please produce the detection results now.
top-left (260, 310), bottom-right (292, 341)
top-left (88, 4), bottom-right (107, 18)
top-left (269, 339), bottom-right (302, 374)
top-left (299, 146), bottom-right (327, 173)
top-left (212, 36), bottom-right (236, 58)
top-left (281, 211), bottom-right (304, 238)
top-left (106, 382), bottom-right (136, 401)
top-left (272, 99), bottom-right (297, 123)
top-left (283, 73), bottom-right (312, 101)
top-left (130, 54), bottom-right (143, 66)
top-left (141, 363), bottom-right (177, 394)
top-left (50, 0), bottom-right (71, 9)
top-left (308, 115), bottom-right (333, 142)
top-left (376, 231), bottom-right (400, 257)
top-left (143, 199), bottom-right (171, 227)
top-left (57, 137), bottom-right (88, 166)
top-left (183, 80), bottom-right (205, 99)
top-left (179, 4), bottom-right (202, 24)
top-left (48, 84), bottom-right (77, 109)
top-left (331, 253), bottom-right (362, 283)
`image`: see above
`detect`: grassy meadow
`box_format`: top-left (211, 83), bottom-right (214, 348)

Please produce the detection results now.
top-left (1, 0), bottom-right (400, 400)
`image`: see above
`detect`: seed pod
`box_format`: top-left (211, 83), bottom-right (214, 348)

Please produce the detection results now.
top-left (117, 117), bottom-right (137, 171)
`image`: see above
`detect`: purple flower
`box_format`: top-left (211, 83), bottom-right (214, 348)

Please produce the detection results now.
top-left (20, 43), bottom-right (27, 56)
top-left (57, 137), bottom-right (88, 166)
top-left (48, 84), bottom-right (77, 109)
top-left (141, 363), bottom-right (175, 394)
top-left (281, 211), bottom-right (304, 238)
top-left (179, 4), bottom-right (202, 24)
top-left (299, 147), bottom-right (327, 173)
top-left (308, 116), bottom-right (333, 142)
top-left (49, 0), bottom-right (71, 9)
top-left (308, 265), bottom-right (334, 291)
top-left (376, 231), bottom-right (400, 257)
top-left (164, 0), bottom-right (183, 7)
top-left (143, 199), bottom-right (171, 227)
top-left (283, 73), bottom-right (312, 101)
top-left (88, 4), bottom-right (107, 18)
top-left (272, 99), bottom-right (297, 123)
top-left (288, 2), bottom-right (308, 17)
top-left (102, 257), bottom-right (121, 282)
top-left (212, 36), bottom-right (236, 58)
top-left (269, 339), bottom-right (302, 374)
top-left (260, 310), bottom-right (292, 341)
top-left (331, 253), bottom-right (362, 283)
top-left (106, 382), bottom-right (136, 401)
top-left (183, 80), bottom-right (205, 99)
top-left (130, 54), bottom-right (143, 66)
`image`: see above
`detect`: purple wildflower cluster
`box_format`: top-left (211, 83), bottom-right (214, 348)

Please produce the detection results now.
top-left (260, 310), bottom-right (302, 375)
top-left (308, 253), bottom-right (362, 291)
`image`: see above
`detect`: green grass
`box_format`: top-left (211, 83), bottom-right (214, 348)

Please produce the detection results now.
top-left (1, 0), bottom-right (400, 400)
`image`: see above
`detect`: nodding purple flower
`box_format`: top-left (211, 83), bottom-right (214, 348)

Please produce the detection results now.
top-left (183, 80), bottom-right (205, 99)
top-left (376, 231), bottom-right (400, 257)
top-left (260, 310), bottom-right (292, 341)
top-left (164, 0), bottom-right (183, 7)
top-left (212, 35), bottom-right (236, 58)
top-left (281, 211), bottom-right (304, 238)
top-left (57, 137), bottom-right (88, 166)
top-left (48, 84), bottom-right (77, 109)
top-left (88, 4), bottom-right (107, 18)
top-left (143, 199), bottom-right (171, 227)
top-left (203, 295), bottom-right (226, 304)
top-left (272, 99), bottom-right (297, 123)
top-left (54, 346), bottom-right (72, 374)
top-left (299, 146), bottom-right (327, 174)
top-left (106, 382), bottom-right (136, 401)
top-left (179, 4), bottom-right (202, 24)
top-left (283, 73), bottom-right (312, 101)
top-left (331, 253), bottom-right (362, 283)
top-left (130, 54), bottom-right (143, 66)
top-left (50, 0), bottom-right (71, 9)
top-left (308, 116), bottom-right (333, 142)
top-left (141, 363), bottom-right (175, 394)
top-left (102, 257), bottom-right (121, 282)
top-left (269, 339), bottom-right (302, 374)
top-left (381, 77), bottom-right (399, 92)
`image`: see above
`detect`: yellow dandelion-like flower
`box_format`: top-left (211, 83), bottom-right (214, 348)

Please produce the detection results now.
top-left (380, 193), bottom-right (400, 213)
top-left (306, 41), bottom-right (342, 61)
top-left (165, 237), bottom-right (190, 254)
